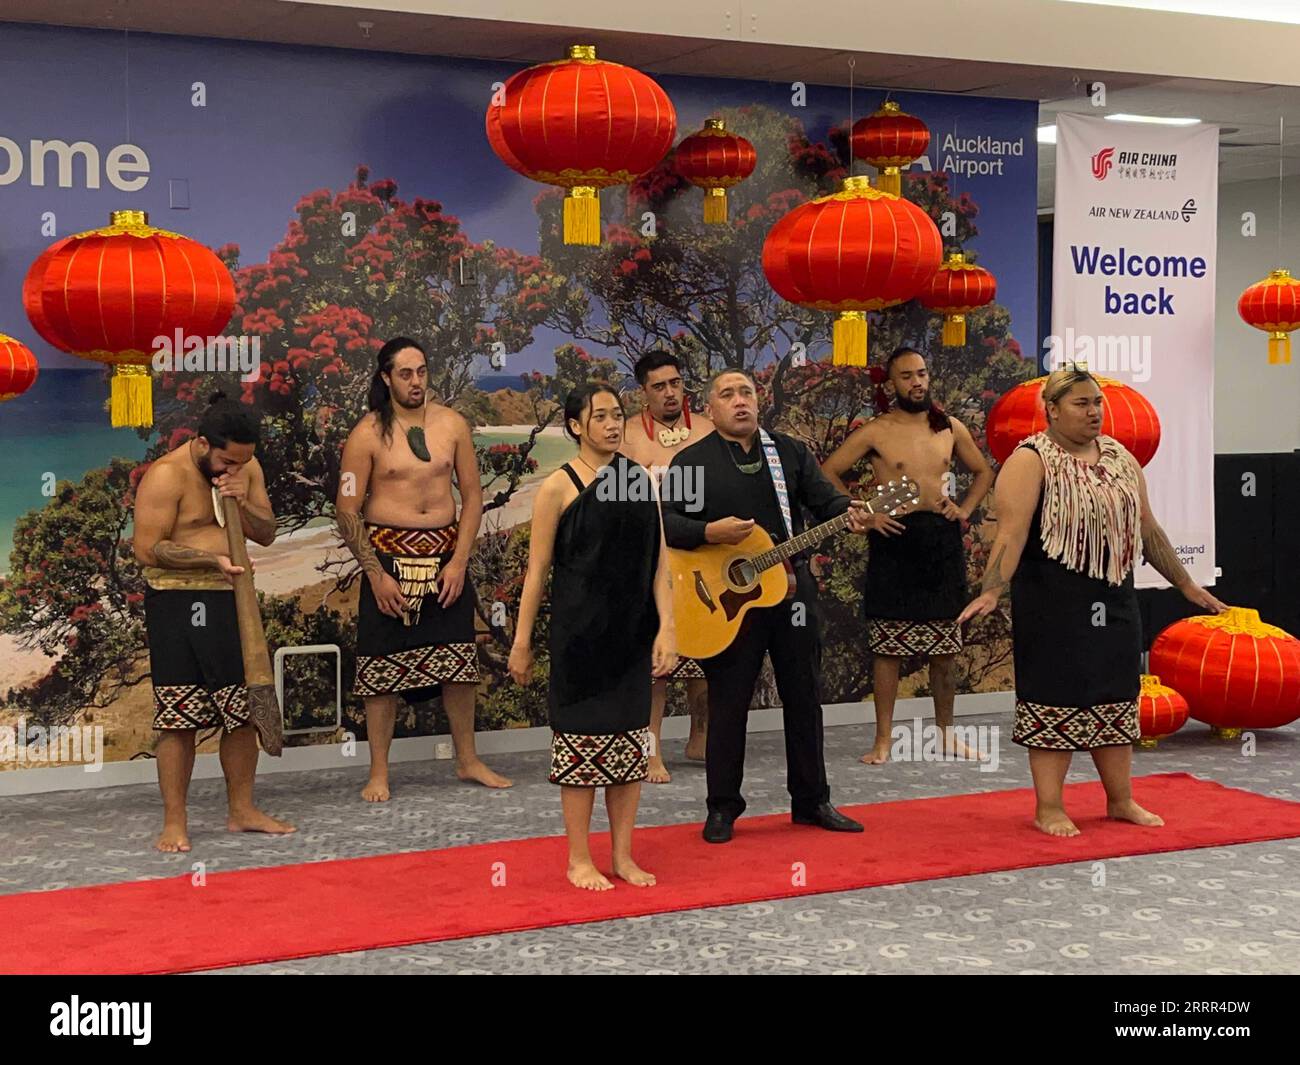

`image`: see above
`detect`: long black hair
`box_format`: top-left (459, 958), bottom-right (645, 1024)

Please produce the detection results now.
top-left (563, 381), bottom-right (624, 443)
top-left (368, 336), bottom-right (427, 441)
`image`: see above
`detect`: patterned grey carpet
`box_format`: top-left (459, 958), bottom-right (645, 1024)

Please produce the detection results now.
top-left (2, 712), bottom-right (1298, 974)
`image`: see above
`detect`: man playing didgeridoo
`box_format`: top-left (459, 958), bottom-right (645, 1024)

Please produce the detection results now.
top-left (336, 336), bottom-right (510, 801)
top-left (823, 347), bottom-right (994, 765)
top-left (620, 350), bottom-right (713, 782)
top-left (134, 393), bottom-right (296, 852)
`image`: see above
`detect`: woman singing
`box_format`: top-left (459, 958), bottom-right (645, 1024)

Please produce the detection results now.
top-left (959, 366), bottom-right (1226, 836)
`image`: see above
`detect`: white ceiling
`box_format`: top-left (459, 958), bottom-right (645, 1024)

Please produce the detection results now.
top-left (2, 0), bottom-right (1298, 208)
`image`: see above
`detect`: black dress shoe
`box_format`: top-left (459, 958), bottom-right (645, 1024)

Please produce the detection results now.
top-left (702, 811), bottom-right (735, 843)
top-left (792, 803), bottom-right (864, 832)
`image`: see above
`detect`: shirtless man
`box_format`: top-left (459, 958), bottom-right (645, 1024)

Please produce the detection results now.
top-left (823, 347), bottom-right (994, 765)
top-left (620, 351), bottom-right (713, 783)
top-left (336, 337), bottom-right (509, 800)
top-left (133, 393), bottom-right (296, 852)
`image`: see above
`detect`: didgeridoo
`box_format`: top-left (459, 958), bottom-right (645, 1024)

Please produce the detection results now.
top-left (222, 496), bottom-right (283, 756)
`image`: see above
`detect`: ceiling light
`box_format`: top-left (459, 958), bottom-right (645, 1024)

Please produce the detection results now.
top-left (1104, 113), bottom-right (1202, 125)
top-left (1037, 125), bottom-right (1058, 144)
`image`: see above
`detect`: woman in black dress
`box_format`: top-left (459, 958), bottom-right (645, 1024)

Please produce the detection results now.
top-left (960, 367), bottom-right (1225, 836)
top-left (509, 383), bottom-right (677, 890)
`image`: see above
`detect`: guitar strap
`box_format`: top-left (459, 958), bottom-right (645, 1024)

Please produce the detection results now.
top-left (759, 428), bottom-right (795, 542)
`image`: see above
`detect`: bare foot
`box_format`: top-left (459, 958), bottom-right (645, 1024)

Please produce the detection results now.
top-left (567, 861), bottom-right (614, 891)
top-left (227, 808), bottom-right (297, 835)
top-left (941, 729), bottom-right (982, 761)
top-left (155, 822), bottom-right (191, 853)
top-left (860, 738), bottom-right (892, 765)
top-left (684, 734), bottom-right (707, 762)
top-left (647, 757), bottom-right (672, 784)
top-left (613, 859), bottom-right (657, 887)
top-left (1034, 807), bottom-right (1081, 837)
top-left (1107, 798), bottom-right (1164, 827)
top-left (361, 777), bottom-right (390, 803)
top-left (456, 759), bottom-right (513, 788)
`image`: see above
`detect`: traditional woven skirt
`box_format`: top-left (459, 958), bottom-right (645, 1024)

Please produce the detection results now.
top-left (354, 522), bottom-right (480, 702)
top-left (663, 656), bottom-right (706, 681)
top-left (143, 575), bottom-right (248, 733)
top-left (1010, 549), bottom-right (1142, 751)
top-left (863, 511), bottom-right (966, 656)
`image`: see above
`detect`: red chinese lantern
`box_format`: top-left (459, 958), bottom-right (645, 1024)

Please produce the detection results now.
top-left (851, 101), bottom-right (930, 197)
top-left (485, 44), bottom-right (677, 245)
top-left (1238, 267), bottom-right (1298, 365)
top-left (762, 175), bottom-right (942, 366)
top-left (1136, 673), bottom-right (1190, 749)
top-left (673, 118), bottom-right (757, 224)
top-left (23, 210), bottom-right (235, 427)
top-left (1149, 608), bottom-right (1300, 738)
top-left (0, 333), bottom-right (39, 403)
top-left (985, 374), bottom-right (1161, 466)
top-left (917, 251), bottom-right (997, 347)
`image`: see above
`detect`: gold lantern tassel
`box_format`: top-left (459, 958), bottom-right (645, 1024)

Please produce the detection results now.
top-left (877, 167), bottom-right (901, 197)
top-left (942, 314), bottom-right (967, 347)
top-left (111, 364), bottom-right (153, 428)
top-left (564, 186), bottom-right (600, 245)
top-left (703, 187), bottom-right (728, 224)
top-left (833, 312), bottom-right (868, 367)
top-left (1269, 330), bottom-right (1291, 365)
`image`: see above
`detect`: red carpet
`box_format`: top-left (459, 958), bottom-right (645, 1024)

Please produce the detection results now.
top-left (3, 772), bottom-right (1300, 974)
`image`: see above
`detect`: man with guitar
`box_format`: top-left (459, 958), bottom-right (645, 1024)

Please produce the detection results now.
top-left (620, 351), bottom-right (713, 783)
top-left (661, 369), bottom-right (879, 843)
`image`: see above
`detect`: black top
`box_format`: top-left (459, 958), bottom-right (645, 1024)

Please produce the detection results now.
top-left (548, 452), bottom-right (661, 732)
top-left (662, 429), bottom-right (850, 558)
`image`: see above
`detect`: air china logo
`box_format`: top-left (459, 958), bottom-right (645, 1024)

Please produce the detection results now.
top-left (1091, 146), bottom-right (1116, 180)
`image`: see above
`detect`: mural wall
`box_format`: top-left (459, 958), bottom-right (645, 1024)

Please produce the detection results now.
top-left (0, 23), bottom-right (1038, 769)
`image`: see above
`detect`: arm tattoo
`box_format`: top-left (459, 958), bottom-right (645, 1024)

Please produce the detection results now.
top-left (336, 510), bottom-right (384, 578)
top-left (981, 543), bottom-right (1011, 598)
top-left (1142, 523), bottom-right (1189, 588)
top-left (239, 504), bottom-right (276, 545)
top-left (153, 540), bottom-right (221, 571)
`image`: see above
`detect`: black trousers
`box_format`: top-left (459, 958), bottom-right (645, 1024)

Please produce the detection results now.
top-left (699, 566), bottom-right (831, 820)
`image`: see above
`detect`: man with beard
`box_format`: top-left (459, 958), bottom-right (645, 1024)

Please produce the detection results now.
top-left (663, 369), bottom-right (873, 843)
top-left (620, 351), bottom-right (713, 782)
top-left (133, 393), bottom-right (296, 852)
top-left (336, 336), bottom-right (510, 801)
top-left (823, 347), bottom-right (993, 765)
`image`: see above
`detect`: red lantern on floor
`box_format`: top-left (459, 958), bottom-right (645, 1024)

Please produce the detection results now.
top-left (0, 334), bottom-right (39, 403)
top-left (985, 374), bottom-right (1161, 466)
top-left (673, 118), bottom-right (757, 224)
top-left (23, 210), bottom-right (235, 427)
top-left (851, 101), bottom-right (930, 197)
top-left (1136, 673), bottom-right (1190, 749)
top-left (485, 44), bottom-right (677, 245)
top-left (1149, 608), bottom-right (1300, 738)
top-left (1238, 268), bottom-right (1298, 365)
top-left (917, 251), bottom-right (997, 347)
top-left (762, 175), bottom-right (942, 366)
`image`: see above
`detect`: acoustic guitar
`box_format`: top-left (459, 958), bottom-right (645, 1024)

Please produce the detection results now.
top-left (669, 477), bottom-right (919, 660)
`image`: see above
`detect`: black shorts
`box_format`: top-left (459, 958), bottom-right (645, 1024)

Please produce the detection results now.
top-left (144, 587), bottom-right (249, 732)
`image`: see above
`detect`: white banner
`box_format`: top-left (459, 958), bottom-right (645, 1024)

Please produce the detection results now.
top-left (1051, 113), bottom-right (1218, 588)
